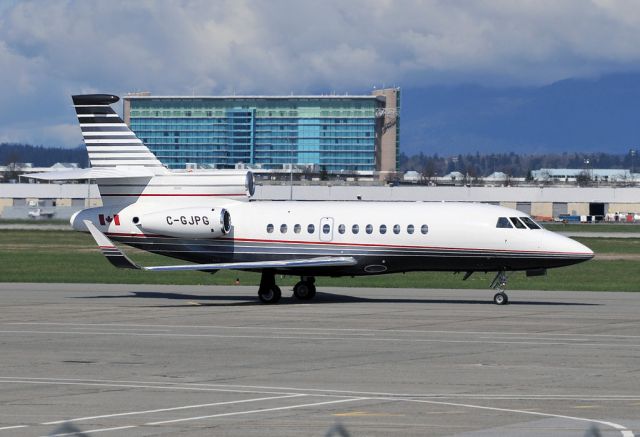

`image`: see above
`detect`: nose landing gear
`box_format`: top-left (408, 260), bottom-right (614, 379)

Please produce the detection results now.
top-left (490, 271), bottom-right (509, 305)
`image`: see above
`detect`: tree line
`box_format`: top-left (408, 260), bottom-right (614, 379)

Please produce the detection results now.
top-left (2, 143), bottom-right (638, 178)
top-left (399, 151), bottom-right (639, 177)
top-left (0, 143), bottom-right (88, 168)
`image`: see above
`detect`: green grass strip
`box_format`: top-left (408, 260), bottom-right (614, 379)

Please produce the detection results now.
top-left (0, 230), bottom-right (637, 291)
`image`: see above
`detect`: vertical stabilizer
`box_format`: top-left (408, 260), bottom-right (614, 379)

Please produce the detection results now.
top-left (72, 94), bottom-right (167, 172)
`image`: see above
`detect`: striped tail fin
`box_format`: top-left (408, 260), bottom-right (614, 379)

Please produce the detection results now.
top-left (72, 94), bottom-right (167, 171)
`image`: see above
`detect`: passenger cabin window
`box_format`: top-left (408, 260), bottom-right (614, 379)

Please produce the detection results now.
top-left (421, 224), bottom-right (429, 234)
top-left (521, 217), bottom-right (541, 229)
top-left (379, 224), bottom-right (387, 234)
top-left (267, 224), bottom-right (274, 233)
top-left (496, 217), bottom-right (513, 228)
top-left (338, 224), bottom-right (345, 234)
top-left (393, 224), bottom-right (400, 234)
top-left (407, 224), bottom-right (414, 234)
top-left (280, 224), bottom-right (287, 233)
top-left (352, 224), bottom-right (359, 234)
top-left (307, 224), bottom-right (315, 234)
top-left (294, 224), bottom-right (301, 233)
top-left (366, 224), bottom-right (373, 234)
top-left (510, 217), bottom-right (526, 229)
top-left (322, 224), bottom-right (330, 234)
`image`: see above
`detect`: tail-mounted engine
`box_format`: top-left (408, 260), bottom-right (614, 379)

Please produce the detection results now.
top-left (137, 207), bottom-right (232, 238)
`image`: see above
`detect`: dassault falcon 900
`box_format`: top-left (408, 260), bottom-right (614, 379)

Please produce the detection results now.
top-left (30, 94), bottom-right (594, 305)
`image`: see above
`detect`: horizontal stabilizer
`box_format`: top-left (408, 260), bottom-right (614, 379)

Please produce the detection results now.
top-left (84, 220), bottom-right (357, 272)
top-left (27, 167), bottom-right (158, 181)
top-left (84, 220), bottom-right (140, 269)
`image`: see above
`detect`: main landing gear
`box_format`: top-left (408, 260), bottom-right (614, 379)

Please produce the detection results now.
top-left (258, 271), bottom-right (281, 304)
top-left (293, 277), bottom-right (316, 301)
top-left (257, 272), bottom-right (317, 304)
top-left (490, 271), bottom-right (509, 305)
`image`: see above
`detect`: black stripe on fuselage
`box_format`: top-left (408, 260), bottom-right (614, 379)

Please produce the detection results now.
top-left (108, 236), bottom-right (592, 274)
top-left (75, 107), bottom-right (118, 115)
top-left (78, 117), bottom-right (125, 124)
top-left (92, 163), bottom-right (163, 168)
top-left (83, 135), bottom-right (139, 140)
top-left (89, 151), bottom-right (157, 161)
top-left (81, 126), bottom-right (132, 132)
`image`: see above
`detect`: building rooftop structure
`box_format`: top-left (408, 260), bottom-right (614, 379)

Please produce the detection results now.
top-left (123, 89), bottom-right (400, 178)
top-left (532, 168), bottom-right (635, 182)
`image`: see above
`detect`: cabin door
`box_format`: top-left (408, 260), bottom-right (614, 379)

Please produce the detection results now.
top-left (319, 217), bottom-right (334, 242)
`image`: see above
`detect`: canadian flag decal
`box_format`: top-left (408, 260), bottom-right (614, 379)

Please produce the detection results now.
top-left (98, 214), bottom-right (120, 226)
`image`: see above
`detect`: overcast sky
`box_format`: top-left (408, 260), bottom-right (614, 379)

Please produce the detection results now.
top-left (2, 0), bottom-right (640, 147)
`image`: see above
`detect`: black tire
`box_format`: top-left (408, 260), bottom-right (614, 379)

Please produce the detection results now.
top-left (493, 292), bottom-right (509, 305)
top-left (258, 285), bottom-right (281, 304)
top-left (293, 281), bottom-right (316, 300)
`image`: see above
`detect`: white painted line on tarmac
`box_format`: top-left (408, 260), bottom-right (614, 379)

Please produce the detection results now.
top-left (2, 377), bottom-right (640, 401)
top-left (12, 322), bottom-right (640, 340)
top-left (145, 397), bottom-right (367, 426)
top-left (0, 425), bottom-right (28, 431)
top-left (43, 394), bottom-right (305, 425)
top-left (0, 377), bottom-right (635, 436)
top-left (0, 329), bottom-right (637, 348)
top-left (0, 379), bottom-right (299, 396)
top-left (45, 425), bottom-right (137, 436)
top-left (383, 397), bottom-right (635, 437)
top-left (176, 382), bottom-right (640, 401)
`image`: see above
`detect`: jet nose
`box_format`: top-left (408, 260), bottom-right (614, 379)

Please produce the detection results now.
top-left (554, 233), bottom-right (594, 265)
top-left (567, 237), bottom-right (594, 260)
top-left (543, 231), bottom-right (594, 267)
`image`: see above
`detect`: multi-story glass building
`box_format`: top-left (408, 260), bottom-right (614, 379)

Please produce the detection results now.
top-left (123, 89), bottom-right (399, 174)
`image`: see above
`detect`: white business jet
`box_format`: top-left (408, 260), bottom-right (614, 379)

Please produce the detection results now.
top-left (30, 95), bottom-right (594, 305)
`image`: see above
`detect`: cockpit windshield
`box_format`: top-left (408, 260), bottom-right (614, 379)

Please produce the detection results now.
top-left (496, 217), bottom-right (513, 228)
top-left (496, 216), bottom-right (542, 230)
top-left (520, 217), bottom-right (541, 229)
top-left (509, 217), bottom-right (527, 229)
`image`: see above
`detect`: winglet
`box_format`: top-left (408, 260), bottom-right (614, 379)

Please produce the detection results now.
top-left (84, 220), bottom-right (140, 269)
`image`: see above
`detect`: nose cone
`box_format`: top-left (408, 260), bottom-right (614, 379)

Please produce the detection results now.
top-left (565, 236), bottom-right (594, 260)
top-left (546, 231), bottom-right (594, 266)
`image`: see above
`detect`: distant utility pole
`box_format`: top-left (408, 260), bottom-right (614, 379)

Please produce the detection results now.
top-left (631, 149), bottom-right (637, 174)
top-left (289, 138), bottom-right (294, 200)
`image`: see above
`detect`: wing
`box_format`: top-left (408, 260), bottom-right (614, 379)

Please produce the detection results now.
top-left (84, 220), bottom-right (357, 272)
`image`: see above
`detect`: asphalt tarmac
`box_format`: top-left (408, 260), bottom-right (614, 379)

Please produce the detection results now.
top-left (0, 283), bottom-right (638, 436)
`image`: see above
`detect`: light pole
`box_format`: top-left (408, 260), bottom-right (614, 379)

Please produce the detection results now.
top-left (631, 149), bottom-right (637, 186)
top-left (289, 137), bottom-right (294, 200)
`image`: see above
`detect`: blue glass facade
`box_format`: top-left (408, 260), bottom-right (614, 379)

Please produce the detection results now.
top-left (125, 96), bottom-right (385, 172)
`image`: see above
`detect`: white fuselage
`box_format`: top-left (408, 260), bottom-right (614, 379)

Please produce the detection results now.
top-left (72, 198), bottom-right (593, 276)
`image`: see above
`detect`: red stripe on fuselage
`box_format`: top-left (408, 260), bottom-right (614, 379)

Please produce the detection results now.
top-left (103, 233), bottom-right (592, 256)
top-left (100, 193), bottom-right (246, 197)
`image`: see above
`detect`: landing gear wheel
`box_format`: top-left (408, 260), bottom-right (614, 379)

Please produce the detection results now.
top-left (258, 285), bottom-right (281, 304)
top-left (493, 292), bottom-right (509, 305)
top-left (293, 281), bottom-right (316, 300)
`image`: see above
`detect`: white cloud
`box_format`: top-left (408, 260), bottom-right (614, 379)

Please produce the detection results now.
top-left (2, 0), bottom-right (640, 146)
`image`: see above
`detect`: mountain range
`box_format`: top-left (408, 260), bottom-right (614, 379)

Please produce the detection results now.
top-left (400, 73), bottom-right (640, 156)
